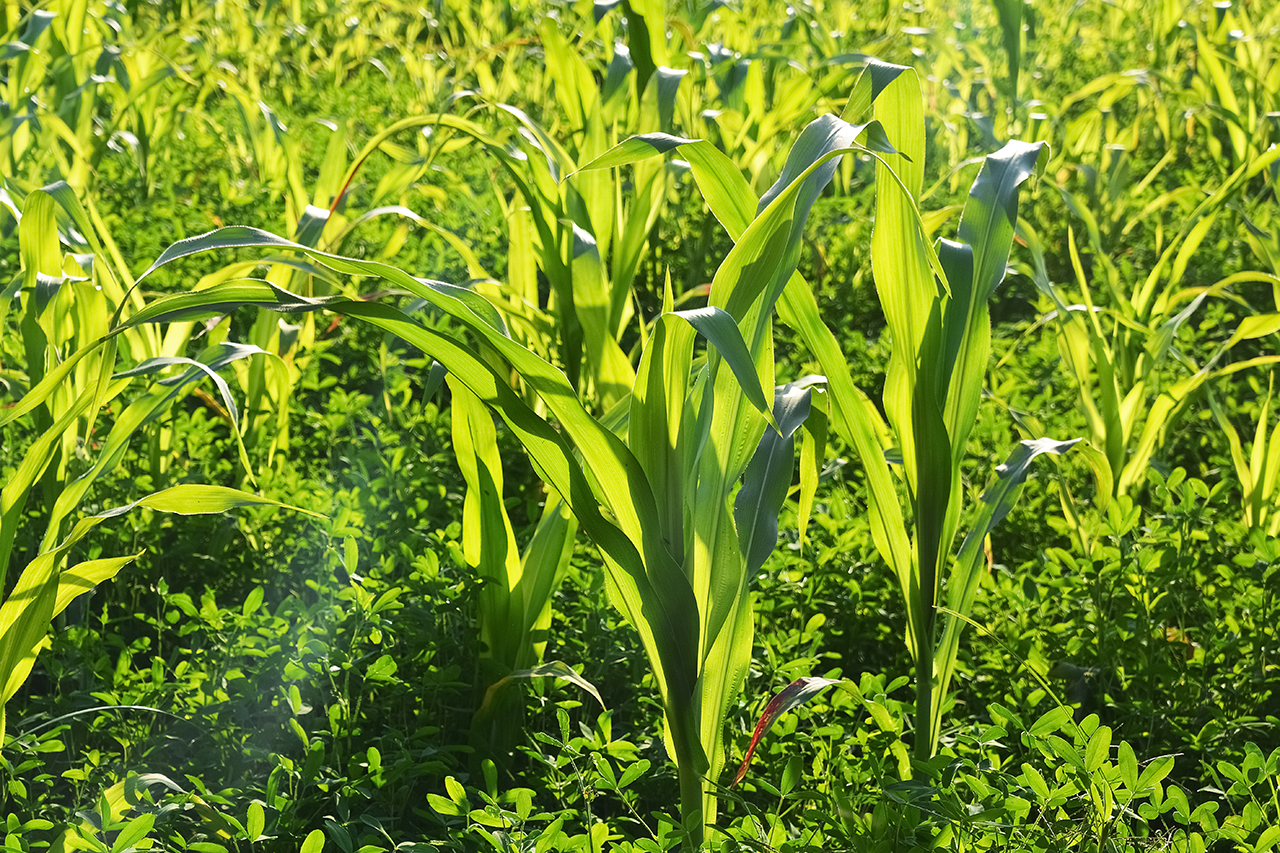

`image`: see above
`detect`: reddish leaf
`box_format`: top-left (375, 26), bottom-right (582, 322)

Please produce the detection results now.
top-left (731, 677), bottom-right (849, 786)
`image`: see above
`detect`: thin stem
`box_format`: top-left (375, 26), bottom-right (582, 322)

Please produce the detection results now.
top-left (677, 761), bottom-right (704, 849)
top-left (914, 653), bottom-right (934, 763)
top-left (669, 705), bottom-right (705, 850)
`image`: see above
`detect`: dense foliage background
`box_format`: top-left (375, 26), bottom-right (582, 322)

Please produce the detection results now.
top-left (1, 0), bottom-right (1278, 850)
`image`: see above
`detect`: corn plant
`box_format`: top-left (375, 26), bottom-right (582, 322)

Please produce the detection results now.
top-left (432, 5), bottom-right (861, 752)
top-left (787, 63), bottom-right (1078, 760)
top-left (447, 31), bottom-right (692, 730)
top-left (1208, 374), bottom-right (1280, 537)
top-left (439, 5), bottom-right (876, 750)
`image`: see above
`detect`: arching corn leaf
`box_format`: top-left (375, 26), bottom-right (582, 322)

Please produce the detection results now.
top-left (735, 384), bottom-right (812, 576)
top-left (931, 438), bottom-right (1080, 748)
top-left (672, 306), bottom-right (775, 430)
top-left (476, 661), bottom-right (605, 718)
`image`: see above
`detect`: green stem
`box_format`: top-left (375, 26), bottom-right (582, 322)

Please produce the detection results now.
top-left (668, 703), bottom-right (705, 849)
top-left (914, 654), bottom-right (934, 763)
top-left (913, 550), bottom-right (938, 763)
top-left (677, 761), bottom-right (703, 850)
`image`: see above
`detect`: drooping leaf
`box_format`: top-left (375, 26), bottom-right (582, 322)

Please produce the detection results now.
top-left (672, 306), bottom-right (776, 430)
top-left (756, 113), bottom-right (894, 216)
top-left (54, 555), bottom-right (141, 619)
top-left (134, 226), bottom-right (507, 332)
top-left (477, 661), bottom-right (605, 718)
top-left (735, 384), bottom-right (812, 575)
top-left (731, 677), bottom-right (852, 786)
top-left (840, 59), bottom-right (910, 121)
top-left (957, 140), bottom-right (1048, 305)
top-left (576, 133), bottom-right (697, 173)
top-left (930, 437), bottom-right (1080, 749)
top-left (94, 484), bottom-right (325, 519)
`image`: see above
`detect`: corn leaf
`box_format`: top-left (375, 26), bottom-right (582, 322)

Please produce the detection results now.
top-left (734, 384), bottom-right (812, 575)
top-left (730, 677), bottom-right (854, 786)
top-left (931, 438), bottom-right (1080, 747)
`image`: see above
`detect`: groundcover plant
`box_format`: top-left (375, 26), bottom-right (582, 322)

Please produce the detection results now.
top-left (1, 1), bottom-right (1279, 852)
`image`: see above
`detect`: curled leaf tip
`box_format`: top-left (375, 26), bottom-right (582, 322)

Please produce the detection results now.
top-left (732, 676), bottom-right (846, 786)
top-left (476, 661), bottom-right (605, 719)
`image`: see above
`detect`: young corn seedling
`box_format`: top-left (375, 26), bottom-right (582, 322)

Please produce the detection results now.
top-left (444, 14), bottom-right (891, 757)
top-left (1208, 374), bottom-right (1280, 537)
top-left (786, 62), bottom-right (1075, 761)
top-left (446, 10), bottom-right (893, 756)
